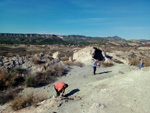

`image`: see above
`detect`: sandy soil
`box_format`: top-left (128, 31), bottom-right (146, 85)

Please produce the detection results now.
top-left (1, 64), bottom-right (150, 113)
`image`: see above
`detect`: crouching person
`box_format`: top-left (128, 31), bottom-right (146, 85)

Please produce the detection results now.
top-left (54, 82), bottom-right (68, 97)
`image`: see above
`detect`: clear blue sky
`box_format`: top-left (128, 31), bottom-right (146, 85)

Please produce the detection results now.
top-left (0, 0), bottom-right (150, 40)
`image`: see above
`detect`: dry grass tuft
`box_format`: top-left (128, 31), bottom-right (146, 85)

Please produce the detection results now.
top-left (11, 93), bottom-right (47, 111)
top-left (101, 61), bottom-right (114, 67)
top-left (63, 61), bottom-right (73, 66)
top-left (60, 56), bottom-right (69, 61)
top-left (25, 66), bottom-right (66, 87)
top-left (0, 69), bottom-right (25, 91)
top-left (0, 70), bottom-right (11, 90)
top-left (143, 59), bottom-right (150, 67)
top-left (129, 58), bottom-right (139, 66)
top-left (73, 61), bottom-right (84, 67)
top-left (32, 58), bottom-right (44, 64)
top-left (113, 59), bottom-right (124, 64)
top-left (0, 88), bottom-right (22, 105)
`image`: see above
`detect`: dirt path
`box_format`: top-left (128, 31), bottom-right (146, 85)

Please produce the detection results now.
top-left (44, 64), bottom-right (150, 113)
top-left (2, 64), bottom-right (150, 113)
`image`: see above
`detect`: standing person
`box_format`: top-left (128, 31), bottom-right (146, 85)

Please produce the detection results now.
top-left (139, 59), bottom-right (144, 69)
top-left (54, 82), bottom-right (68, 97)
top-left (93, 59), bottom-right (98, 75)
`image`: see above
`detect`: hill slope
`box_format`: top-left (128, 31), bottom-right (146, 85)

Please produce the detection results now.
top-left (2, 64), bottom-right (150, 113)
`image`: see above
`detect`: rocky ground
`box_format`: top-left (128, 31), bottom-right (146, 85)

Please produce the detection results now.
top-left (1, 63), bottom-right (150, 113)
top-left (1, 45), bottom-right (150, 113)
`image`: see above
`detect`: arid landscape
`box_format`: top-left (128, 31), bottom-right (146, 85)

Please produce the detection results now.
top-left (1, 0), bottom-right (150, 112)
top-left (0, 36), bottom-right (150, 113)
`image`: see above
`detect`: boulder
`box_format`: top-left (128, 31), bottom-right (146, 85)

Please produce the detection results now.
top-left (52, 52), bottom-right (60, 59)
top-left (73, 46), bottom-right (105, 65)
top-left (69, 56), bottom-right (73, 62)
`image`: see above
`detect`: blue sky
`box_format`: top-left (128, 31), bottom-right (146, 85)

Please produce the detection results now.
top-left (0, 0), bottom-right (150, 40)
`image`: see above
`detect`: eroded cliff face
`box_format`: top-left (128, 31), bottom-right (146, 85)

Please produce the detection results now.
top-left (0, 52), bottom-right (64, 74)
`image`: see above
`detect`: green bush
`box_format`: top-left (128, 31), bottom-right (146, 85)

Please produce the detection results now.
top-left (25, 76), bottom-right (35, 87)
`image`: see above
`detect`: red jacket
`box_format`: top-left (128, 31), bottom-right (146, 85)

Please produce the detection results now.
top-left (54, 82), bottom-right (65, 92)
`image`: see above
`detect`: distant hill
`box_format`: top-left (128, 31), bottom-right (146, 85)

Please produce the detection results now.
top-left (104, 36), bottom-right (126, 41)
top-left (62, 35), bottom-right (125, 41)
top-left (3, 33), bottom-right (150, 45)
top-left (0, 33), bottom-right (126, 41)
top-left (0, 33), bottom-right (63, 40)
top-left (62, 35), bottom-right (91, 40)
top-left (0, 33), bottom-right (64, 45)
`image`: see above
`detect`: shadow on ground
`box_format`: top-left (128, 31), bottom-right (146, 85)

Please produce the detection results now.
top-left (97, 71), bottom-right (112, 75)
top-left (64, 89), bottom-right (80, 97)
top-left (34, 83), bottom-right (48, 88)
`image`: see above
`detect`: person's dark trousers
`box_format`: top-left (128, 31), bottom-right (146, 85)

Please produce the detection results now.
top-left (54, 86), bottom-right (60, 97)
top-left (93, 66), bottom-right (96, 75)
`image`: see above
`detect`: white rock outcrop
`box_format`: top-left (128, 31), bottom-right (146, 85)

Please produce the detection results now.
top-left (73, 46), bottom-right (106, 65)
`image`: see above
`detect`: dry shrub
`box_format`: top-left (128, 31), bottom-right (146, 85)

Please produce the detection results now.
top-left (101, 61), bottom-right (114, 67)
top-left (28, 66), bottom-right (66, 86)
top-left (113, 59), bottom-right (123, 64)
top-left (129, 57), bottom-right (150, 67)
top-left (73, 61), bottom-right (84, 67)
top-left (32, 58), bottom-right (44, 64)
top-left (129, 52), bottom-right (137, 58)
top-left (63, 61), bottom-right (73, 66)
top-left (48, 66), bottom-right (66, 77)
top-left (0, 70), bottom-right (8, 82)
top-left (34, 72), bottom-right (55, 85)
top-left (143, 59), bottom-right (150, 67)
top-left (0, 70), bottom-right (25, 90)
top-left (11, 75), bottom-right (25, 87)
top-left (54, 66), bottom-right (64, 74)
top-left (60, 56), bottom-right (69, 61)
top-left (0, 70), bottom-right (10, 90)
top-left (0, 88), bottom-right (22, 105)
top-left (13, 67), bottom-right (27, 74)
top-left (129, 58), bottom-right (139, 66)
top-left (0, 91), bottom-right (14, 105)
top-left (11, 93), bottom-right (47, 111)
